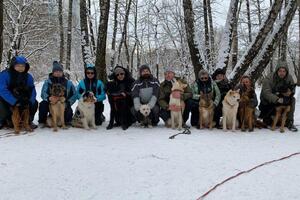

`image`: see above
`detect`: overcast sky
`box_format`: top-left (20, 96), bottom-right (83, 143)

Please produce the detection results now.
top-left (214, 0), bottom-right (231, 27)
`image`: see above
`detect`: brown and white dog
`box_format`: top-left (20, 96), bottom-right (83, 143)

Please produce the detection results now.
top-left (72, 91), bottom-right (97, 130)
top-left (11, 86), bottom-right (32, 134)
top-left (199, 91), bottom-right (214, 129)
top-left (222, 89), bottom-right (240, 131)
top-left (47, 83), bottom-right (66, 132)
top-left (271, 85), bottom-right (293, 133)
top-left (169, 80), bottom-right (187, 130)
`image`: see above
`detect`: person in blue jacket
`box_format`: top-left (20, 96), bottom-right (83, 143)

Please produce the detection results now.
top-left (0, 56), bottom-right (38, 129)
top-left (77, 63), bottom-right (106, 125)
top-left (38, 61), bottom-right (77, 126)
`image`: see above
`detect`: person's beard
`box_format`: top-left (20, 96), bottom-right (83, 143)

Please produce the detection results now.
top-left (141, 74), bottom-right (151, 79)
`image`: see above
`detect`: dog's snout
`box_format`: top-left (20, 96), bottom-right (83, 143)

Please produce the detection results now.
top-left (237, 99), bottom-right (240, 102)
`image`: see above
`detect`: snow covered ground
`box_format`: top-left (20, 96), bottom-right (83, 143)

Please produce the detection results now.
top-left (0, 84), bottom-right (299, 200)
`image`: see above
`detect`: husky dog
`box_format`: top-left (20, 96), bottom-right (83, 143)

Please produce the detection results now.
top-left (169, 80), bottom-right (187, 130)
top-left (222, 89), bottom-right (240, 131)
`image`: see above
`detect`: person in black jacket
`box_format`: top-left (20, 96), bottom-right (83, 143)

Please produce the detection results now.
top-left (106, 66), bottom-right (135, 130)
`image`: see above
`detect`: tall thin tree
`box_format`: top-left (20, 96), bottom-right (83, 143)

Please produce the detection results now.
top-left (95, 0), bottom-right (110, 81)
top-left (58, 0), bottom-right (64, 64)
top-left (215, 0), bottom-right (239, 71)
top-left (80, 0), bottom-right (92, 66)
top-left (66, 0), bottom-right (74, 71)
top-left (0, 0), bottom-right (3, 64)
top-left (183, 0), bottom-right (203, 77)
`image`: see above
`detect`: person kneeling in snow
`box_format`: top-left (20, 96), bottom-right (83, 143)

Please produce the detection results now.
top-left (106, 65), bottom-right (135, 130)
top-left (259, 60), bottom-right (298, 132)
top-left (158, 66), bottom-right (192, 128)
top-left (76, 64), bottom-right (106, 126)
top-left (0, 56), bottom-right (38, 129)
top-left (38, 61), bottom-right (77, 126)
top-left (131, 64), bottom-right (160, 126)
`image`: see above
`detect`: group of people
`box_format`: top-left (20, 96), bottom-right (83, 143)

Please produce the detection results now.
top-left (0, 55), bottom-right (298, 132)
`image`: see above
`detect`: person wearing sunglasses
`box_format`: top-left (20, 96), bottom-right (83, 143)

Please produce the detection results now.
top-left (106, 65), bottom-right (135, 130)
top-left (189, 69), bottom-right (221, 128)
top-left (39, 61), bottom-right (77, 127)
top-left (77, 63), bottom-right (106, 126)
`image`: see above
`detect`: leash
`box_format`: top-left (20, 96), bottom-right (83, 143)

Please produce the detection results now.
top-left (169, 126), bottom-right (191, 139)
top-left (196, 151), bottom-right (300, 200)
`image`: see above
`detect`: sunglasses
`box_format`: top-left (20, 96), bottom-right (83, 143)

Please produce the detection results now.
top-left (116, 73), bottom-right (125, 76)
top-left (200, 77), bottom-right (208, 81)
top-left (86, 72), bottom-right (94, 75)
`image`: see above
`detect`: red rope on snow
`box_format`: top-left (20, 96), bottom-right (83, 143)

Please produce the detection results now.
top-left (196, 152), bottom-right (300, 200)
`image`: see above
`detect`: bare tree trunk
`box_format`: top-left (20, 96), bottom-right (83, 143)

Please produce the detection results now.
top-left (80, 0), bottom-right (92, 66)
top-left (297, 7), bottom-right (300, 85)
top-left (0, 0), bottom-right (3, 64)
top-left (65, 0), bottom-right (74, 71)
top-left (117, 0), bottom-right (133, 65)
top-left (95, 0), bottom-right (110, 81)
top-left (203, 0), bottom-right (210, 67)
top-left (246, 0), bottom-right (252, 43)
top-left (58, 0), bottom-right (64, 64)
top-left (183, 0), bottom-right (203, 77)
top-left (215, 0), bottom-right (239, 71)
top-left (207, 0), bottom-right (215, 63)
top-left (256, 0), bottom-right (262, 26)
top-left (280, 0), bottom-right (288, 61)
top-left (87, 0), bottom-right (96, 55)
top-left (229, 0), bottom-right (284, 84)
top-left (247, 0), bottom-right (298, 83)
top-left (130, 0), bottom-right (138, 73)
top-left (110, 0), bottom-right (119, 69)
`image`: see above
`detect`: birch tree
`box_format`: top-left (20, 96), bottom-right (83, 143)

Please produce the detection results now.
top-left (246, 0), bottom-right (298, 83)
top-left (229, 0), bottom-right (284, 84)
top-left (215, 0), bottom-right (239, 71)
top-left (80, 0), bottom-right (92, 66)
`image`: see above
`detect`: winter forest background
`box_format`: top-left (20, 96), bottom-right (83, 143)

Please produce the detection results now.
top-left (0, 0), bottom-right (299, 86)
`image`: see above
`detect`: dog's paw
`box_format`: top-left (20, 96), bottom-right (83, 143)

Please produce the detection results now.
top-left (148, 125), bottom-right (153, 128)
top-left (53, 128), bottom-right (58, 132)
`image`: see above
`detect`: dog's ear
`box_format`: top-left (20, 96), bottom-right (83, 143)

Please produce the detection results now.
top-left (235, 89), bottom-right (240, 93)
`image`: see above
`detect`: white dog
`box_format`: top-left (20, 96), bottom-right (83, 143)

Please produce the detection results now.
top-left (222, 89), bottom-right (240, 131)
top-left (169, 80), bottom-right (187, 130)
top-left (139, 104), bottom-right (152, 128)
top-left (72, 92), bottom-right (97, 130)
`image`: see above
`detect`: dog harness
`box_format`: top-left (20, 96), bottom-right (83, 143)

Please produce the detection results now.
top-left (169, 90), bottom-right (184, 112)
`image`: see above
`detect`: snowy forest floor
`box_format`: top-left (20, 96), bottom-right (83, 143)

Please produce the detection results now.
top-left (0, 84), bottom-right (300, 200)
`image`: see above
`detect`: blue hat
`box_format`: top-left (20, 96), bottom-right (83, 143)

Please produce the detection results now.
top-left (14, 56), bottom-right (28, 65)
top-left (86, 63), bottom-right (95, 69)
top-left (52, 61), bottom-right (63, 73)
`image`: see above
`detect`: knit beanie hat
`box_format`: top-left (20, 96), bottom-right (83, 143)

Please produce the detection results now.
top-left (139, 64), bottom-right (151, 75)
top-left (114, 66), bottom-right (125, 75)
top-left (164, 66), bottom-right (175, 74)
top-left (52, 61), bottom-right (63, 73)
